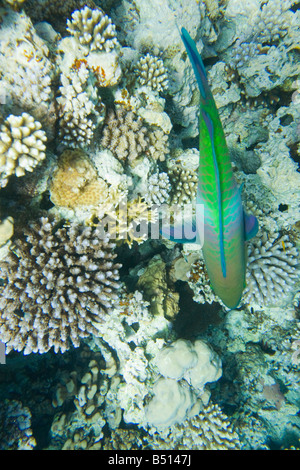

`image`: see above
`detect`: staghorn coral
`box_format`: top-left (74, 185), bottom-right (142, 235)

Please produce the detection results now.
top-left (243, 232), bottom-right (299, 307)
top-left (0, 112), bottom-right (47, 188)
top-left (0, 400), bottom-right (36, 450)
top-left (0, 217), bottom-right (121, 354)
top-left (57, 62), bottom-right (105, 148)
top-left (66, 6), bottom-right (118, 54)
top-left (148, 403), bottom-right (240, 450)
top-left (136, 53), bottom-right (169, 93)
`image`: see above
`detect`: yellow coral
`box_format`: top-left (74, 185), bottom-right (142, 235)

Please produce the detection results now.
top-left (50, 149), bottom-right (108, 209)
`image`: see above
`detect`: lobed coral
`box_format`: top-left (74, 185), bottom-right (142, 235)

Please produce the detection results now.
top-left (66, 6), bottom-right (118, 54)
top-left (136, 53), bottom-right (169, 93)
top-left (0, 217), bottom-right (121, 354)
top-left (0, 112), bottom-right (47, 188)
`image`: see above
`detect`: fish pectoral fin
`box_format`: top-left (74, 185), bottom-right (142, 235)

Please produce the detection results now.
top-left (160, 220), bottom-right (198, 244)
top-left (244, 212), bottom-right (259, 241)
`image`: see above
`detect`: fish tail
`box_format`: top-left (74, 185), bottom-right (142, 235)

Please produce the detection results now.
top-left (181, 27), bottom-right (210, 101)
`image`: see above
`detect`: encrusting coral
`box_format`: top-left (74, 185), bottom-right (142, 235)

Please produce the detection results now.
top-left (0, 112), bottom-right (47, 188)
top-left (66, 6), bottom-right (118, 54)
top-left (0, 217), bottom-right (121, 354)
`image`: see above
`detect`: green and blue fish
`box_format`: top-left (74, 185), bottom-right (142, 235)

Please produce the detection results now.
top-left (163, 28), bottom-right (258, 309)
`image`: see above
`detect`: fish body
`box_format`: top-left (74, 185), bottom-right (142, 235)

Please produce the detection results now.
top-left (169, 28), bottom-right (258, 308)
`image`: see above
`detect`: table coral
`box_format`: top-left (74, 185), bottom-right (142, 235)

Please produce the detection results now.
top-left (0, 112), bottom-right (47, 188)
top-left (0, 217), bottom-right (121, 354)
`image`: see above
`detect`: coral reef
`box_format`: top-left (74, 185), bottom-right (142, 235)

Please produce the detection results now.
top-left (0, 0), bottom-right (299, 452)
top-left (0, 113), bottom-right (47, 188)
top-left (0, 217), bottom-right (121, 354)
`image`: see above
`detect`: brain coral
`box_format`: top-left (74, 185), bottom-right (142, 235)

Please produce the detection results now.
top-left (0, 217), bottom-right (121, 354)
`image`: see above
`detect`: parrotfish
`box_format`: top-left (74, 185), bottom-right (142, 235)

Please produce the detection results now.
top-left (163, 28), bottom-right (258, 309)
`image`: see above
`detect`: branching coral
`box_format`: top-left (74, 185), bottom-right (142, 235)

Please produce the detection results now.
top-left (144, 171), bottom-right (171, 205)
top-left (147, 403), bottom-right (240, 450)
top-left (0, 112), bottom-right (47, 188)
top-left (136, 53), bottom-right (168, 93)
top-left (168, 164), bottom-right (198, 205)
top-left (66, 6), bottom-right (118, 54)
top-left (101, 107), bottom-right (148, 163)
top-left (243, 232), bottom-right (299, 307)
top-left (0, 217), bottom-right (121, 354)
top-left (57, 62), bottom-right (104, 148)
top-left (101, 106), bottom-right (170, 164)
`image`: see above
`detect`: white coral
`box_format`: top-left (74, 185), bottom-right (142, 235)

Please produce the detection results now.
top-left (0, 113), bottom-right (47, 188)
top-left (136, 53), bottom-right (168, 93)
top-left (144, 172), bottom-right (171, 205)
top-left (67, 6), bottom-right (118, 54)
